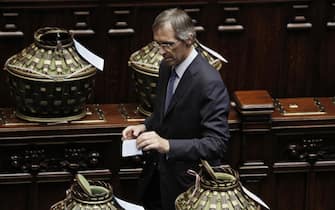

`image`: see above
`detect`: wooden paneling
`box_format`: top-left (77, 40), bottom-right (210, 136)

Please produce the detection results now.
top-left (281, 2), bottom-right (318, 97)
top-left (216, 3), bottom-right (285, 94)
top-left (0, 182), bottom-right (31, 210)
top-left (0, 0), bottom-right (333, 109)
top-left (103, 6), bottom-right (137, 104)
top-left (312, 168), bottom-right (335, 210)
top-left (320, 1), bottom-right (335, 97)
top-left (272, 171), bottom-right (308, 210)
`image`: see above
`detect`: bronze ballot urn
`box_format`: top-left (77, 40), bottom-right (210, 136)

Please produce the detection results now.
top-left (50, 174), bottom-right (123, 210)
top-left (175, 160), bottom-right (262, 210)
top-left (4, 27), bottom-right (96, 122)
top-left (129, 40), bottom-right (223, 116)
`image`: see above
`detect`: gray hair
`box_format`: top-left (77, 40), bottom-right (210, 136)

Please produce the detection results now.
top-left (152, 8), bottom-right (196, 42)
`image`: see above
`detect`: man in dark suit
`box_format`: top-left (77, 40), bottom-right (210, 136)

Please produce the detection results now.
top-left (122, 8), bottom-right (230, 210)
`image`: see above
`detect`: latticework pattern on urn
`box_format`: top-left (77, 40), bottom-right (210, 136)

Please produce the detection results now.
top-left (5, 27), bottom-right (95, 81)
top-left (128, 40), bottom-right (223, 116)
top-left (50, 180), bottom-right (122, 210)
top-left (175, 162), bottom-right (261, 210)
top-left (3, 27), bottom-right (97, 122)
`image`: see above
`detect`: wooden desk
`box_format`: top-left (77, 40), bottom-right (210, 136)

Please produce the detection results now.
top-left (1, 98), bottom-right (334, 210)
top-left (234, 91), bottom-right (335, 210)
top-left (0, 104), bottom-right (145, 210)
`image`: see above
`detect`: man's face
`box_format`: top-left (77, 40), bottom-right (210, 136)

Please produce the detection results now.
top-left (153, 23), bottom-right (191, 67)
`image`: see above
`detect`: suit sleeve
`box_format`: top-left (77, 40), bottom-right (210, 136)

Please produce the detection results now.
top-left (167, 79), bottom-right (230, 161)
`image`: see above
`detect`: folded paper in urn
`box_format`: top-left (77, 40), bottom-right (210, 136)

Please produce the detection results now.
top-left (50, 174), bottom-right (144, 210)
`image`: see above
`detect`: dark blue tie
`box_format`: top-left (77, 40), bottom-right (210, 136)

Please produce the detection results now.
top-left (165, 69), bottom-right (177, 114)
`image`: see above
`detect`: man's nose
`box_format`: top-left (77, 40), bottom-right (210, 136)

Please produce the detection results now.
top-left (158, 46), bottom-right (166, 55)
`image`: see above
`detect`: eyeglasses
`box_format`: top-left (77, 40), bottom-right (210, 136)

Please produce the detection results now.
top-left (152, 40), bottom-right (179, 49)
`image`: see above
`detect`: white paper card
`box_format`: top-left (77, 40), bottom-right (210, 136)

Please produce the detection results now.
top-left (242, 186), bottom-right (270, 209)
top-left (115, 196), bottom-right (145, 210)
top-left (74, 39), bottom-right (104, 71)
top-left (198, 42), bottom-right (228, 63)
top-left (122, 139), bottom-right (143, 157)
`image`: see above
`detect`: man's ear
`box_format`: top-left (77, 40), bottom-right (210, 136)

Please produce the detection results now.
top-left (185, 32), bottom-right (195, 46)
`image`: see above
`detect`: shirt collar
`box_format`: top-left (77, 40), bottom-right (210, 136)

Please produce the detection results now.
top-left (174, 47), bottom-right (198, 78)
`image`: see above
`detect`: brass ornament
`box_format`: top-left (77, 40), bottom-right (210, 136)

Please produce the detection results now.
top-left (129, 40), bottom-right (223, 116)
top-left (4, 27), bottom-right (96, 122)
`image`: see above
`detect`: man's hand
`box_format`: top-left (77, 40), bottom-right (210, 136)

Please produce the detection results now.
top-left (122, 124), bottom-right (146, 140)
top-left (136, 131), bottom-right (170, 154)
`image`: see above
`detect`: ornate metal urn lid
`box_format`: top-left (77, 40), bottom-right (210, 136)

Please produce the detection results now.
top-left (4, 27), bottom-right (96, 81)
top-left (175, 160), bottom-right (261, 210)
top-left (128, 40), bottom-right (223, 76)
top-left (50, 174), bottom-right (123, 210)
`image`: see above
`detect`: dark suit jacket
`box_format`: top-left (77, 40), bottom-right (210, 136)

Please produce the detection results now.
top-left (140, 53), bottom-right (230, 210)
